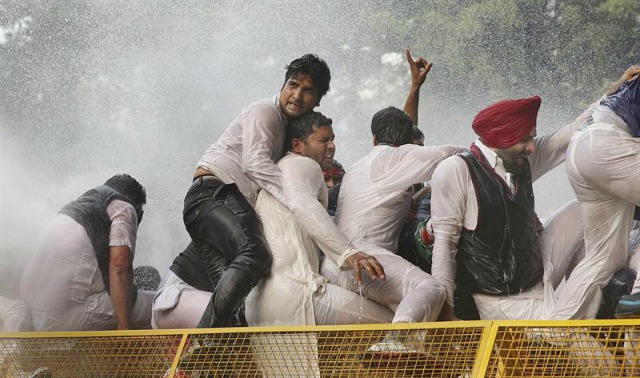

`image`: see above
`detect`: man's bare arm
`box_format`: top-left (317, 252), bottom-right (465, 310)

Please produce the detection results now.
top-left (109, 245), bottom-right (134, 330)
top-left (403, 49), bottom-right (432, 125)
top-left (606, 65), bottom-right (640, 96)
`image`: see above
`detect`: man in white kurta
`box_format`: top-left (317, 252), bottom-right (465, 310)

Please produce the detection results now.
top-left (322, 106), bottom-right (465, 324)
top-left (245, 112), bottom-right (392, 378)
top-left (430, 75), bottom-right (631, 320)
top-left (245, 112), bottom-right (393, 327)
top-left (560, 66), bottom-right (640, 319)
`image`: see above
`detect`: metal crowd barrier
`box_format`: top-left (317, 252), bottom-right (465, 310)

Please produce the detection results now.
top-left (1, 319), bottom-right (638, 377)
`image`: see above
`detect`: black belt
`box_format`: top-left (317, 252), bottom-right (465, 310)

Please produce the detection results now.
top-left (192, 174), bottom-right (223, 185)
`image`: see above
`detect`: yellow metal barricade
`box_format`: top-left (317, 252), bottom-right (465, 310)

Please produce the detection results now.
top-left (1, 319), bottom-right (638, 377)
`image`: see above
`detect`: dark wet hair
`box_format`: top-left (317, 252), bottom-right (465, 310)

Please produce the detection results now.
top-left (412, 127), bottom-right (425, 146)
top-left (104, 174), bottom-right (146, 209)
top-left (284, 54), bottom-right (331, 99)
top-left (286, 111), bottom-right (333, 151)
top-left (370, 107), bottom-right (413, 146)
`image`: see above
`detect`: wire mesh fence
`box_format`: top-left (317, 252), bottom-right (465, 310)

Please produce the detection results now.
top-left (1, 319), bottom-right (638, 377)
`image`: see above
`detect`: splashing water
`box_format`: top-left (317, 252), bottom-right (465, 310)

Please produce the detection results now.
top-left (1, 0), bottom-right (619, 297)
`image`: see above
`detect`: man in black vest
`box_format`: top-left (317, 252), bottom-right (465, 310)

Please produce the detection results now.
top-left (20, 174), bottom-right (155, 331)
top-left (429, 71), bottom-right (632, 321)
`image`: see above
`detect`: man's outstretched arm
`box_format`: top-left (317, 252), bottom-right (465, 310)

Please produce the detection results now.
top-left (403, 49), bottom-right (432, 126)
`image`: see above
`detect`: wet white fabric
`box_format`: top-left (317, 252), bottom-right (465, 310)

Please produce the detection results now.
top-left (151, 271), bottom-right (211, 329)
top-left (245, 153), bottom-right (393, 326)
top-left (325, 144), bottom-right (464, 323)
top-left (197, 95), bottom-right (288, 206)
top-left (430, 100), bottom-right (599, 310)
top-left (335, 144), bottom-right (465, 253)
top-left (0, 297), bottom-right (33, 332)
top-left (20, 200), bottom-right (153, 331)
top-left (629, 223), bottom-right (640, 294)
top-left (470, 200), bottom-right (585, 320)
top-left (555, 106), bottom-right (640, 319)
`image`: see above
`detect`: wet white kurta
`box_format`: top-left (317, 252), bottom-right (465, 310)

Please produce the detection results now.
top-left (560, 106), bottom-right (640, 319)
top-left (245, 153), bottom-right (358, 326)
top-left (324, 143), bottom-right (464, 323)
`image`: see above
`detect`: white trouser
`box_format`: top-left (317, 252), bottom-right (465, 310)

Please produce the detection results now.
top-left (473, 200), bottom-right (585, 320)
top-left (552, 124), bottom-right (640, 319)
top-left (312, 281), bottom-right (394, 325)
top-left (151, 271), bottom-right (210, 329)
top-left (250, 284), bottom-right (393, 378)
top-left (322, 247), bottom-right (446, 323)
top-left (0, 297), bottom-right (33, 332)
top-left (628, 224), bottom-right (640, 294)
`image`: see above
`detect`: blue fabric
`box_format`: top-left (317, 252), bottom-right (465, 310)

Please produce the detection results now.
top-left (600, 77), bottom-right (640, 137)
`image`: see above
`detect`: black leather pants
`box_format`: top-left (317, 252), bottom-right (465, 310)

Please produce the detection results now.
top-left (177, 177), bottom-right (272, 327)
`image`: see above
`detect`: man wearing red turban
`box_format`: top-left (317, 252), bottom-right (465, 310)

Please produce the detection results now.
top-left (472, 96), bottom-right (541, 149)
top-left (428, 69), bottom-right (633, 322)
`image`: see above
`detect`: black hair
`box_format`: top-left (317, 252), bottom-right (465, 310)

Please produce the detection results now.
top-left (286, 111), bottom-right (333, 151)
top-left (104, 174), bottom-right (146, 209)
top-left (412, 127), bottom-right (425, 146)
top-left (284, 54), bottom-right (331, 99)
top-left (370, 107), bottom-right (413, 146)
top-left (331, 159), bottom-right (344, 173)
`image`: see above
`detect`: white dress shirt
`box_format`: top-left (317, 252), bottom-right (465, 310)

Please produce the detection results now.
top-left (335, 143), bottom-right (466, 253)
top-left (197, 95), bottom-right (288, 206)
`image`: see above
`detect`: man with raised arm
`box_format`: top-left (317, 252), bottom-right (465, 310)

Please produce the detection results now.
top-left (322, 51), bottom-right (465, 351)
top-left (561, 66), bottom-right (640, 319)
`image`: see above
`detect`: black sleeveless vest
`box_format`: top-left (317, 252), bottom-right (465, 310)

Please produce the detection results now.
top-left (456, 149), bottom-right (543, 296)
top-left (59, 185), bottom-right (138, 301)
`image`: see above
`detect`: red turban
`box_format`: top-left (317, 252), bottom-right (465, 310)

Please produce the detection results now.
top-left (472, 96), bottom-right (541, 149)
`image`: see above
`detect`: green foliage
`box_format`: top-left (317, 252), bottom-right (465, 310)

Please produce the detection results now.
top-left (357, 0), bottom-right (637, 110)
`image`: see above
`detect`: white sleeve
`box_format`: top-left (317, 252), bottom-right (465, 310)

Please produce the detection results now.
top-left (530, 98), bottom-right (600, 182)
top-left (241, 103), bottom-right (288, 206)
top-left (281, 156), bottom-right (357, 268)
top-left (106, 199), bottom-right (138, 255)
top-left (430, 156), bottom-right (469, 306)
top-left (374, 145), bottom-right (467, 192)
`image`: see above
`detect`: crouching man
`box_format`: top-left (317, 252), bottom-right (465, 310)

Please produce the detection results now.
top-left (20, 174), bottom-right (154, 331)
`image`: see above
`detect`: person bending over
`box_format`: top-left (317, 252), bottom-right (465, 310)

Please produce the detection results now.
top-left (560, 66), bottom-right (640, 319)
top-left (20, 174), bottom-right (153, 331)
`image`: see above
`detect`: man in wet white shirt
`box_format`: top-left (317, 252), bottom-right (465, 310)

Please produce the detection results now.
top-left (321, 54), bottom-right (465, 337)
top-left (429, 70), bottom-right (632, 321)
top-left (152, 54), bottom-right (332, 329)
top-left (322, 107), bottom-right (464, 327)
top-left (563, 66), bottom-right (640, 320)
top-left (244, 112), bottom-right (392, 377)
top-left (20, 174), bottom-right (153, 331)
top-left (245, 111), bottom-right (392, 327)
